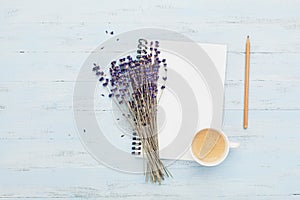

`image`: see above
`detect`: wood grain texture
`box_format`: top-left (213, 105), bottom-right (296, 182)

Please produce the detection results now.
top-left (0, 0), bottom-right (300, 199)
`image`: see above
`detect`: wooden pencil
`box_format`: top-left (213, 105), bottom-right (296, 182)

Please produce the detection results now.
top-left (244, 36), bottom-right (250, 129)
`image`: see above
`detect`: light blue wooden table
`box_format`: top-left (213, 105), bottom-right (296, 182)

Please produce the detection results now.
top-left (1, 0), bottom-right (300, 199)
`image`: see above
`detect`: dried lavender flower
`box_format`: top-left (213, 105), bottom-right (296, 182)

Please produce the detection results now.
top-left (92, 40), bottom-right (170, 184)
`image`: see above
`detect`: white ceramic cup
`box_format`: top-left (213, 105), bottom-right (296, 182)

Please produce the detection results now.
top-left (190, 128), bottom-right (239, 167)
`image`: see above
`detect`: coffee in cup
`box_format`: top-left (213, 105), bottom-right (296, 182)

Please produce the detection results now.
top-left (191, 128), bottom-right (238, 166)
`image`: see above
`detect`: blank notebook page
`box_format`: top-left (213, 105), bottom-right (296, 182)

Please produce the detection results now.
top-left (156, 43), bottom-right (227, 161)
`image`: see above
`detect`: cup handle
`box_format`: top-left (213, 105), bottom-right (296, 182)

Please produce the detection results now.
top-left (229, 141), bottom-right (240, 148)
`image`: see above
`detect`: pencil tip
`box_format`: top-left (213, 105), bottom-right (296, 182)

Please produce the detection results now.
top-left (247, 35), bottom-right (249, 38)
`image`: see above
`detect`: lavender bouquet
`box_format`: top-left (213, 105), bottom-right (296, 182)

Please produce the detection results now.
top-left (92, 41), bottom-right (171, 183)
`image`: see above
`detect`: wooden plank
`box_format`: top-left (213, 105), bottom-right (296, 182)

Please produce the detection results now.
top-left (0, 79), bottom-right (299, 124)
top-left (0, 0), bottom-right (299, 52)
top-left (1, 52), bottom-right (300, 82)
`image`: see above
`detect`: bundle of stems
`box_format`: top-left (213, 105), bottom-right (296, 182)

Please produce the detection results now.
top-left (93, 41), bottom-right (171, 183)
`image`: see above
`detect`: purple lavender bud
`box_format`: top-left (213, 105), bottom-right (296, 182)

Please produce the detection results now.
top-left (96, 71), bottom-right (101, 76)
top-left (161, 85), bottom-right (166, 90)
top-left (155, 41), bottom-right (159, 47)
top-left (92, 66), bottom-right (100, 71)
top-left (103, 82), bottom-right (108, 87)
top-left (162, 77), bottom-right (167, 81)
top-left (99, 77), bottom-right (104, 82)
top-left (108, 93), bottom-right (113, 98)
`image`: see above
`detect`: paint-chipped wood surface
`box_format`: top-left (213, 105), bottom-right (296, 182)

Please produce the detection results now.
top-left (1, 0), bottom-right (300, 199)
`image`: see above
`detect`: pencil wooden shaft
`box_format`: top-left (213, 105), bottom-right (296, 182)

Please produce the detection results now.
top-left (244, 36), bottom-right (250, 129)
